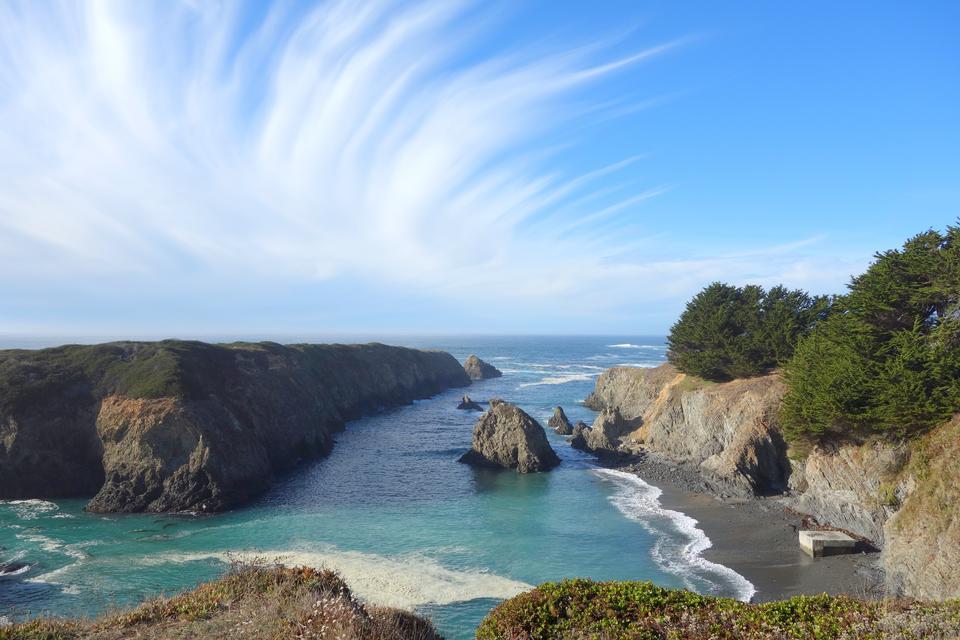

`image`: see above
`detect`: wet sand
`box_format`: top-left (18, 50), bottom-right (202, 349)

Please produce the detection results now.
top-left (614, 455), bottom-right (884, 602)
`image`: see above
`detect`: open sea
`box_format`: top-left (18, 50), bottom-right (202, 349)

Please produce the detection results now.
top-left (0, 335), bottom-right (754, 638)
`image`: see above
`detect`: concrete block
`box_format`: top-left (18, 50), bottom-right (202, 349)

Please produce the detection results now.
top-left (799, 530), bottom-right (857, 557)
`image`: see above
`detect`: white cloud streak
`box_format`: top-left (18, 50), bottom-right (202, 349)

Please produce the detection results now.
top-left (0, 1), bottom-right (864, 332)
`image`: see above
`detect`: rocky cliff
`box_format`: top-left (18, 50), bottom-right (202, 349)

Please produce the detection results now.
top-left (0, 340), bottom-right (470, 513)
top-left (584, 363), bottom-right (960, 600)
top-left (585, 364), bottom-right (790, 496)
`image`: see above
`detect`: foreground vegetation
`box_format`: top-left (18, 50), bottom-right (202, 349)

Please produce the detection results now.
top-left (667, 223), bottom-right (960, 443)
top-left (0, 563), bottom-right (441, 640)
top-left (477, 579), bottom-right (960, 640)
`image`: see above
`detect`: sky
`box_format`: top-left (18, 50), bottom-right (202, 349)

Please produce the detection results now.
top-left (0, 0), bottom-right (957, 338)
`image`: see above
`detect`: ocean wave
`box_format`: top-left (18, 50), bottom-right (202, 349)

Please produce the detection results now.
top-left (139, 548), bottom-right (531, 610)
top-left (592, 469), bottom-right (756, 602)
top-left (1, 499), bottom-right (59, 519)
top-left (615, 363), bottom-right (661, 369)
top-left (518, 372), bottom-right (599, 388)
top-left (607, 344), bottom-right (664, 350)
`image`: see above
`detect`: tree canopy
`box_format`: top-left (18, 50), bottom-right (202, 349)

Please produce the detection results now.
top-left (781, 225), bottom-right (960, 442)
top-left (667, 283), bottom-right (829, 382)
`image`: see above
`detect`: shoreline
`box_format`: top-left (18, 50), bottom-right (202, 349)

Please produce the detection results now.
top-left (605, 452), bottom-right (885, 602)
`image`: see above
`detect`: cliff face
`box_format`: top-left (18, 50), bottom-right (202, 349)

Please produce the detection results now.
top-left (585, 363), bottom-right (960, 600)
top-left (0, 340), bottom-right (469, 513)
top-left (883, 416), bottom-right (960, 600)
top-left (585, 365), bottom-right (790, 496)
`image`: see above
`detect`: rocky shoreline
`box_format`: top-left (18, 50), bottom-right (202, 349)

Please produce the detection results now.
top-left (0, 340), bottom-right (471, 513)
top-left (577, 362), bottom-right (960, 601)
top-left (596, 450), bottom-right (885, 602)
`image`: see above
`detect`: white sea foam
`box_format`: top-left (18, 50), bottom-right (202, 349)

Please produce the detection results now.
top-left (141, 547), bottom-right (531, 610)
top-left (615, 363), bottom-right (660, 368)
top-left (593, 468), bottom-right (756, 602)
top-left (518, 372), bottom-right (600, 388)
top-left (608, 344), bottom-right (664, 350)
top-left (1, 499), bottom-right (59, 519)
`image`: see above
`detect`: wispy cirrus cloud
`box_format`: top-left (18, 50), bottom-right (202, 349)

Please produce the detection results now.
top-left (0, 1), bottom-right (863, 334)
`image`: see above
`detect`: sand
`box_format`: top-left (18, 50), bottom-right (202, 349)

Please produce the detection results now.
top-left (611, 454), bottom-right (885, 602)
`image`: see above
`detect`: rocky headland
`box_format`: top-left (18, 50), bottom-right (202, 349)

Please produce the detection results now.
top-left (581, 363), bottom-right (960, 601)
top-left (0, 340), bottom-right (470, 513)
top-left (459, 399), bottom-right (560, 473)
top-left (463, 354), bottom-right (502, 380)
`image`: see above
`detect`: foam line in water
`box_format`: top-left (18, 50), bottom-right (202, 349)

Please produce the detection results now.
top-left (518, 372), bottom-right (600, 387)
top-left (607, 344), bottom-right (664, 350)
top-left (141, 548), bottom-right (532, 610)
top-left (593, 468), bottom-right (756, 602)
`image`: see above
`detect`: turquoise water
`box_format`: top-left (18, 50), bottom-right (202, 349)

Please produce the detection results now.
top-left (0, 336), bottom-right (753, 638)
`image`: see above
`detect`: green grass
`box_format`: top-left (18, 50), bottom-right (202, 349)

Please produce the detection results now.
top-left (477, 579), bottom-right (960, 640)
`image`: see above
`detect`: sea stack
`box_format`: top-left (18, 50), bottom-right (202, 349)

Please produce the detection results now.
top-left (457, 395), bottom-right (483, 411)
top-left (459, 400), bottom-right (560, 472)
top-left (463, 355), bottom-right (502, 380)
top-left (548, 406), bottom-right (573, 435)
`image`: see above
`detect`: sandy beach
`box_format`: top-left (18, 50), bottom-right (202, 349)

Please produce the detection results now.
top-left (614, 454), bottom-right (884, 602)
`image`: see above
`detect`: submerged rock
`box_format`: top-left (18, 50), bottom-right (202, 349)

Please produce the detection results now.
top-left (457, 395), bottom-right (483, 411)
top-left (0, 561), bottom-right (29, 577)
top-left (463, 355), bottom-right (502, 381)
top-left (459, 400), bottom-right (560, 473)
top-left (548, 406), bottom-right (573, 435)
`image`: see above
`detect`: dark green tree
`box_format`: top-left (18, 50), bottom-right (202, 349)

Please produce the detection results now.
top-left (667, 283), bottom-right (827, 382)
top-left (782, 224), bottom-right (960, 442)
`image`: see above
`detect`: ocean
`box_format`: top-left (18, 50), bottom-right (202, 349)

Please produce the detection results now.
top-left (0, 335), bottom-right (754, 638)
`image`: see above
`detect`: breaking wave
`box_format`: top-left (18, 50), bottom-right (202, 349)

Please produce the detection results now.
top-left (593, 468), bottom-right (756, 602)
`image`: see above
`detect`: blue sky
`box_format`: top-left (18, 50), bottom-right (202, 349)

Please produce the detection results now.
top-left (0, 0), bottom-right (957, 337)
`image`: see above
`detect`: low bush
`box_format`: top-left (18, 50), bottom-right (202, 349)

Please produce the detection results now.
top-left (477, 579), bottom-right (960, 640)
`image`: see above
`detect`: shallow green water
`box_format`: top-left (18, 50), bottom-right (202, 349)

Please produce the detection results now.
top-left (0, 336), bottom-right (753, 638)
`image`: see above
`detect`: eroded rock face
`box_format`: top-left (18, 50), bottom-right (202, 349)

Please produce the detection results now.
top-left (0, 341), bottom-right (470, 513)
top-left (883, 417), bottom-right (960, 600)
top-left (586, 365), bottom-right (789, 495)
top-left (583, 362), bottom-right (960, 600)
top-left (457, 395), bottom-right (483, 411)
top-left (786, 441), bottom-right (910, 545)
top-left (548, 407), bottom-right (573, 435)
top-left (458, 400), bottom-right (559, 473)
top-left (463, 355), bottom-right (502, 381)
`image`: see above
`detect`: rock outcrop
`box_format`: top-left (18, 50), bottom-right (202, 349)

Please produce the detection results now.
top-left (584, 362), bottom-right (960, 600)
top-left (458, 400), bottom-right (560, 473)
top-left (882, 416), bottom-right (960, 600)
top-left (570, 408), bottom-right (634, 455)
top-left (548, 406), bottom-right (573, 434)
top-left (456, 395), bottom-right (483, 411)
top-left (0, 340), bottom-right (470, 513)
top-left (586, 365), bottom-right (789, 495)
top-left (463, 355), bottom-right (502, 381)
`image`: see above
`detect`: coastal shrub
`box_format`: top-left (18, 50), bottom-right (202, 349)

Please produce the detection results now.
top-left (667, 282), bottom-right (829, 381)
top-left (476, 578), bottom-right (960, 640)
top-left (0, 562), bottom-right (442, 640)
top-left (782, 225), bottom-right (960, 442)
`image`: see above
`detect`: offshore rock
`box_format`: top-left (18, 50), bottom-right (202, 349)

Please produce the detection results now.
top-left (0, 340), bottom-right (470, 513)
top-left (548, 406), bottom-right (573, 435)
top-left (463, 355), bottom-right (502, 381)
top-left (457, 395), bottom-right (483, 411)
top-left (459, 400), bottom-right (560, 473)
